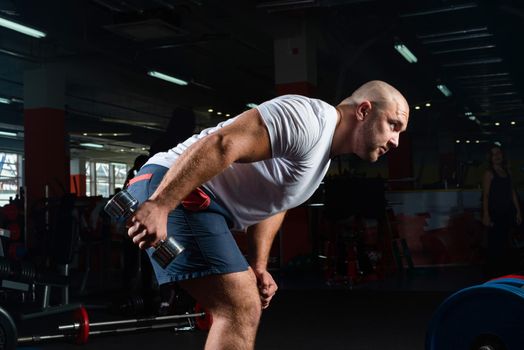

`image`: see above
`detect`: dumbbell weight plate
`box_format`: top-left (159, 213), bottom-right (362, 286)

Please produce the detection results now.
top-left (194, 303), bottom-right (212, 331)
top-left (0, 307), bottom-right (17, 350)
top-left (73, 306), bottom-right (90, 345)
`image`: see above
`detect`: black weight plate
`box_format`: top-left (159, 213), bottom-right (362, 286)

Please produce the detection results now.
top-left (0, 307), bottom-right (17, 350)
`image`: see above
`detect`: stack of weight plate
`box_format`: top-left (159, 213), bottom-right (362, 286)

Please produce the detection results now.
top-left (426, 274), bottom-right (524, 350)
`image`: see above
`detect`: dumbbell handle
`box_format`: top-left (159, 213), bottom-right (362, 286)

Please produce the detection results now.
top-left (104, 190), bottom-right (184, 268)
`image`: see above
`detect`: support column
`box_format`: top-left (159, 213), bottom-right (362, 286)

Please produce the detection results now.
top-left (273, 20), bottom-right (318, 267)
top-left (274, 21), bottom-right (317, 96)
top-left (24, 66), bottom-right (69, 248)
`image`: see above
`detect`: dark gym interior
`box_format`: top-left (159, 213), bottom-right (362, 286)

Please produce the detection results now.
top-left (1, 1), bottom-right (524, 349)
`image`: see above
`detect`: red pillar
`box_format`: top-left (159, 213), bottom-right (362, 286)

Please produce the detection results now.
top-left (24, 67), bottom-right (69, 249)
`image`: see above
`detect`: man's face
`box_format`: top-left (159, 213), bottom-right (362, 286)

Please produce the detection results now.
top-left (355, 102), bottom-right (409, 162)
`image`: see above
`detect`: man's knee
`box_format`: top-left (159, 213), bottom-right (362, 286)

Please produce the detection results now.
top-left (212, 271), bottom-right (262, 327)
top-left (232, 293), bottom-right (262, 328)
top-left (180, 270), bottom-right (262, 327)
top-left (216, 281), bottom-right (262, 328)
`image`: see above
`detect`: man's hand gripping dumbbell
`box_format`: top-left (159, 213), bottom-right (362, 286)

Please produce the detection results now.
top-left (104, 189), bottom-right (184, 268)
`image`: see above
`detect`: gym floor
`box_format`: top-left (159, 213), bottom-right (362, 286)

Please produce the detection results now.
top-left (13, 266), bottom-right (487, 350)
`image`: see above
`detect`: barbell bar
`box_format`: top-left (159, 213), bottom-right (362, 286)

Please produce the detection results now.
top-left (1, 304), bottom-right (212, 348)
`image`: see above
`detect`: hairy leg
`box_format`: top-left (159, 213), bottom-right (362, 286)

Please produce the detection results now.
top-left (179, 268), bottom-right (262, 350)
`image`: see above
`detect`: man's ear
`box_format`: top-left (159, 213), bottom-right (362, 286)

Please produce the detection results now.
top-left (356, 100), bottom-right (372, 121)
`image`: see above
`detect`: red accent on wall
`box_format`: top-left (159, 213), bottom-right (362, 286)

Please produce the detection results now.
top-left (276, 82), bottom-right (316, 97)
top-left (24, 107), bottom-right (70, 212)
top-left (70, 174), bottom-right (86, 196)
top-left (387, 133), bottom-right (413, 190)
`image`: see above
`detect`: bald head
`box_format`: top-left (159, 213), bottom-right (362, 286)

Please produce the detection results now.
top-left (330, 80), bottom-right (410, 159)
top-left (339, 80), bottom-right (408, 113)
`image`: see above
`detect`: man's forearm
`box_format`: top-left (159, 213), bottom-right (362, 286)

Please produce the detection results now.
top-left (247, 211), bottom-right (287, 271)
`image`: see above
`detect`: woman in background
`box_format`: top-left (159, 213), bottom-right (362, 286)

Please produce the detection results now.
top-left (482, 145), bottom-right (522, 276)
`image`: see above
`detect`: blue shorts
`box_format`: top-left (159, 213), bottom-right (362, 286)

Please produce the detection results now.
top-left (126, 164), bottom-right (249, 285)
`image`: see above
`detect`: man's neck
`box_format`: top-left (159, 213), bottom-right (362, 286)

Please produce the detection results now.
top-left (330, 105), bottom-right (353, 158)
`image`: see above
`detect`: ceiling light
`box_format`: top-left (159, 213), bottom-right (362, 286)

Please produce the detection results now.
top-left (475, 140), bottom-right (480, 143)
top-left (80, 132), bottom-right (130, 137)
top-left (415, 106), bottom-right (421, 110)
top-left (246, 103), bottom-right (258, 109)
top-left (10, 97), bottom-right (23, 104)
top-left (217, 112), bottom-right (222, 115)
top-left (225, 114), bottom-right (230, 117)
top-left (0, 131), bottom-right (17, 137)
top-left (80, 143), bottom-right (104, 149)
top-left (394, 43), bottom-right (418, 63)
top-left (437, 84), bottom-right (452, 97)
top-left (466, 140), bottom-right (470, 143)
top-left (207, 109), bottom-right (214, 113)
top-left (468, 116), bottom-right (476, 121)
top-left (511, 121), bottom-right (516, 125)
top-left (0, 97), bottom-right (11, 104)
top-left (456, 140), bottom-right (460, 143)
top-left (148, 70), bottom-right (188, 86)
top-left (425, 103), bottom-right (431, 107)
top-left (0, 16), bottom-right (46, 38)
top-left (494, 122), bottom-right (500, 126)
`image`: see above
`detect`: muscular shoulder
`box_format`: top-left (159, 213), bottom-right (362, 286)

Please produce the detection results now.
top-left (257, 95), bottom-right (331, 119)
top-left (256, 95), bottom-right (335, 158)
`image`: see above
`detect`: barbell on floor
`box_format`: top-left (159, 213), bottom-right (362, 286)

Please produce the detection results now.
top-left (0, 304), bottom-right (212, 349)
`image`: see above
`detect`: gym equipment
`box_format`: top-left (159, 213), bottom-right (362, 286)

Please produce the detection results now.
top-left (116, 294), bottom-right (148, 317)
top-left (426, 274), bottom-right (524, 350)
top-left (0, 307), bottom-right (16, 350)
top-left (0, 304), bottom-right (211, 347)
top-left (104, 189), bottom-right (184, 268)
top-left (194, 303), bottom-right (212, 331)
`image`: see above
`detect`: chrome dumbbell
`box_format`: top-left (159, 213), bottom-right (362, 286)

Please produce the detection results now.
top-left (104, 189), bottom-right (184, 268)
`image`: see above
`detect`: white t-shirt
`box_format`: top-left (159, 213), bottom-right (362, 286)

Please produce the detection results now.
top-left (145, 95), bottom-right (338, 230)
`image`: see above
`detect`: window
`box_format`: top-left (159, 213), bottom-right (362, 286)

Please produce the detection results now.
top-left (85, 161), bottom-right (128, 197)
top-left (85, 161), bottom-right (92, 196)
top-left (113, 163), bottom-right (127, 191)
top-left (96, 162), bottom-right (110, 197)
top-left (0, 152), bottom-right (22, 206)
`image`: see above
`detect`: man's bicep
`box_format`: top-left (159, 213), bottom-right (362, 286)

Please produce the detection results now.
top-left (218, 108), bottom-right (272, 163)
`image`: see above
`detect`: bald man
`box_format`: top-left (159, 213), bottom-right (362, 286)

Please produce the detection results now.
top-left (126, 80), bottom-right (409, 350)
